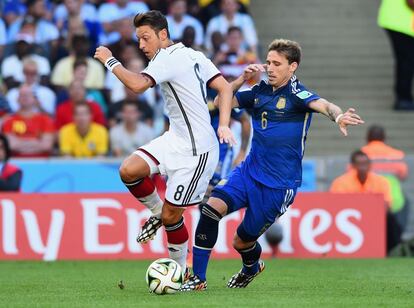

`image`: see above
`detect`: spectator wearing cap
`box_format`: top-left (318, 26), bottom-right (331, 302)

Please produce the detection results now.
top-left (51, 34), bottom-right (105, 89)
top-left (0, 134), bottom-right (22, 191)
top-left (98, 0), bottom-right (148, 44)
top-left (59, 103), bottom-right (108, 158)
top-left (205, 0), bottom-right (258, 53)
top-left (1, 33), bottom-right (50, 90)
top-left (7, 0), bottom-right (59, 57)
top-left (5, 57), bottom-right (56, 115)
top-left (166, 0), bottom-right (204, 48)
top-left (1, 84), bottom-right (55, 158)
top-left (2, 0), bottom-right (27, 27)
top-left (55, 80), bottom-right (106, 130)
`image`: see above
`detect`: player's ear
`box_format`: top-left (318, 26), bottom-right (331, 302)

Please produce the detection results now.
top-left (159, 28), bottom-right (168, 41)
top-left (289, 62), bottom-right (298, 73)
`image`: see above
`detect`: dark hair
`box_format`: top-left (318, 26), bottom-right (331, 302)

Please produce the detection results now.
top-left (367, 125), bottom-right (385, 142)
top-left (227, 26), bottom-right (242, 36)
top-left (122, 100), bottom-right (139, 110)
top-left (350, 150), bottom-right (369, 164)
top-left (74, 102), bottom-right (92, 114)
top-left (73, 58), bottom-right (87, 70)
top-left (0, 134), bottom-right (11, 162)
top-left (268, 39), bottom-right (301, 65)
top-left (133, 10), bottom-right (170, 38)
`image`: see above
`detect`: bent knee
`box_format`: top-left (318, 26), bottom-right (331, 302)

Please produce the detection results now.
top-left (119, 155), bottom-right (148, 182)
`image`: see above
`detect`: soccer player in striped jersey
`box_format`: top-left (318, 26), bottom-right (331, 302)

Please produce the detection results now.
top-left (181, 39), bottom-right (364, 291)
top-left (94, 10), bottom-right (235, 274)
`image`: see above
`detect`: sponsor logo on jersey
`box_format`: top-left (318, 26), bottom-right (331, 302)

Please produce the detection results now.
top-left (276, 96), bottom-right (286, 109)
top-left (296, 91), bottom-right (313, 99)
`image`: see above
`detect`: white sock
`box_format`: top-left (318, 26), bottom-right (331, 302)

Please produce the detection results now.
top-left (167, 240), bottom-right (188, 272)
top-left (138, 189), bottom-right (163, 218)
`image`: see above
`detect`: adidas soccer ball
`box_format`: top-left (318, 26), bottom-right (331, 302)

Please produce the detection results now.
top-left (145, 258), bottom-right (183, 295)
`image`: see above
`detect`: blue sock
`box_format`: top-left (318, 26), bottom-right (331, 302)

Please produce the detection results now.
top-left (192, 203), bottom-right (222, 281)
top-left (239, 242), bottom-right (262, 275)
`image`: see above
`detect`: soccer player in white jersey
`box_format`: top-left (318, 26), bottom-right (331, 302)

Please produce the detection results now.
top-left (94, 10), bottom-right (235, 273)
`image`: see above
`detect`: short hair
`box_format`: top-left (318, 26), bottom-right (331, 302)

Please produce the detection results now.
top-left (268, 39), bottom-right (302, 65)
top-left (350, 150), bottom-right (369, 164)
top-left (122, 100), bottom-right (139, 110)
top-left (133, 10), bottom-right (170, 38)
top-left (74, 102), bottom-right (91, 114)
top-left (22, 57), bottom-right (38, 70)
top-left (73, 58), bottom-right (87, 70)
top-left (227, 26), bottom-right (242, 36)
top-left (0, 134), bottom-right (11, 162)
top-left (367, 125), bottom-right (385, 142)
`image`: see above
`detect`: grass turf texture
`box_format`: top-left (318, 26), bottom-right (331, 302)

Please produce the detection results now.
top-left (0, 259), bottom-right (413, 307)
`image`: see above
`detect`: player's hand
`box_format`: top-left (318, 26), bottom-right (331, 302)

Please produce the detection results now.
top-left (337, 108), bottom-right (364, 136)
top-left (242, 64), bottom-right (265, 81)
top-left (217, 126), bottom-right (237, 146)
top-left (94, 46), bottom-right (113, 64)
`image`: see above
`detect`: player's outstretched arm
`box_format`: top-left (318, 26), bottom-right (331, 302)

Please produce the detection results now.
top-left (209, 75), bottom-right (236, 145)
top-left (94, 46), bottom-right (153, 93)
top-left (308, 98), bottom-right (364, 136)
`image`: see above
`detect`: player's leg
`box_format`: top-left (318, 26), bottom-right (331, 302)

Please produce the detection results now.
top-left (120, 137), bottom-right (165, 243)
top-left (161, 201), bottom-right (188, 272)
top-left (181, 166), bottom-right (247, 291)
top-left (228, 187), bottom-right (297, 288)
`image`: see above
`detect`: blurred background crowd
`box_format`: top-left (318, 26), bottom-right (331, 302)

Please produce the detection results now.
top-left (0, 0), bottom-right (258, 159)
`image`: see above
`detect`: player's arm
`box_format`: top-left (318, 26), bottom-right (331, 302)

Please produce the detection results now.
top-left (233, 111), bottom-right (251, 167)
top-left (231, 64), bottom-right (265, 107)
top-left (308, 98), bottom-right (364, 136)
top-left (94, 46), bottom-right (153, 93)
top-left (209, 75), bottom-right (236, 145)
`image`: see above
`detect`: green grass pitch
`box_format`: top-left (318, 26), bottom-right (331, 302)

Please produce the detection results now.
top-left (0, 259), bottom-right (413, 307)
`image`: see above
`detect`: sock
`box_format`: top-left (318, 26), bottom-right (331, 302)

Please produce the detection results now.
top-left (238, 242), bottom-right (262, 276)
top-left (165, 217), bottom-right (189, 271)
top-left (123, 177), bottom-right (163, 217)
top-left (193, 203), bottom-right (222, 281)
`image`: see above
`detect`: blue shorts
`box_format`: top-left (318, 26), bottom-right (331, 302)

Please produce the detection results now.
top-left (211, 162), bottom-right (297, 242)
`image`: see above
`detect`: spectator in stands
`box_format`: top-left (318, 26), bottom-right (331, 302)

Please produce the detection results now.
top-left (1, 33), bottom-right (51, 89)
top-left (0, 18), bottom-right (6, 60)
top-left (0, 92), bottom-right (11, 118)
top-left (59, 103), bottom-right (108, 158)
top-left (2, 0), bottom-right (27, 27)
top-left (51, 34), bottom-right (105, 89)
top-left (6, 57), bottom-right (56, 115)
top-left (205, 0), bottom-right (258, 52)
top-left (7, 0), bottom-right (59, 57)
top-left (55, 0), bottom-right (103, 55)
top-left (110, 101), bottom-right (154, 157)
top-left (330, 150), bottom-right (402, 252)
top-left (166, 0), bottom-right (204, 48)
top-left (56, 80), bottom-right (106, 130)
top-left (2, 84), bottom-right (55, 158)
top-left (361, 125), bottom-right (410, 230)
top-left (107, 18), bottom-right (137, 60)
top-left (98, 0), bottom-right (148, 44)
top-left (0, 134), bottom-right (22, 191)
top-left (214, 26), bottom-right (258, 80)
top-left (105, 56), bottom-right (156, 107)
top-left (198, 0), bottom-right (250, 26)
top-left (72, 59), bottom-right (107, 115)
top-left (378, 0), bottom-right (414, 110)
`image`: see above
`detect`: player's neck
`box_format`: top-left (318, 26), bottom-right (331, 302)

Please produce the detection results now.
top-left (163, 40), bottom-right (176, 49)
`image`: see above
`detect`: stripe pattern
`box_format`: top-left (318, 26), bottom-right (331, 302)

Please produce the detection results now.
top-left (201, 204), bottom-right (221, 222)
top-left (280, 189), bottom-right (295, 216)
top-left (164, 217), bottom-right (184, 232)
top-left (182, 152), bottom-right (209, 205)
top-left (301, 112), bottom-right (310, 157)
top-left (123, 178), bottom-right (143, 187)
top-left (167, 82), bottom-right (197, 156)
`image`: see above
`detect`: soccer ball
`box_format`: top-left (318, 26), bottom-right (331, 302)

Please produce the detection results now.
top-left (145, 258), bottom-right (183, 295)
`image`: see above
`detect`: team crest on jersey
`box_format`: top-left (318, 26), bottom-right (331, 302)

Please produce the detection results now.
top-left (276, 96), bottom-right (286, 109)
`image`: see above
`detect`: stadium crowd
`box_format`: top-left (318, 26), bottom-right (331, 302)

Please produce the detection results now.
top-left (0, 0), bottom-right (257, 158)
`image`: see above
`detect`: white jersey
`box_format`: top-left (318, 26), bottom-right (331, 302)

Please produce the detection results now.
top-left (142, 43), bottom-right (220, 156)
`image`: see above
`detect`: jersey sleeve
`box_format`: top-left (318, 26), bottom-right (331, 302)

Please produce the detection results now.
top-left (293, 81), bottom-right (320, 109)
top-left (200, 54), bottom-right (221, 87)
top-left (141, 50), bottom-right (179, 85)
top-left (235, 84), bottom-right (260, 109)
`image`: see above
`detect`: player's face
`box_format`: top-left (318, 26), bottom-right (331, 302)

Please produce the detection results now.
top-left (136, 25), bottom-right (167, 59)
top-left (265, 50), bottom-right (298, 89)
